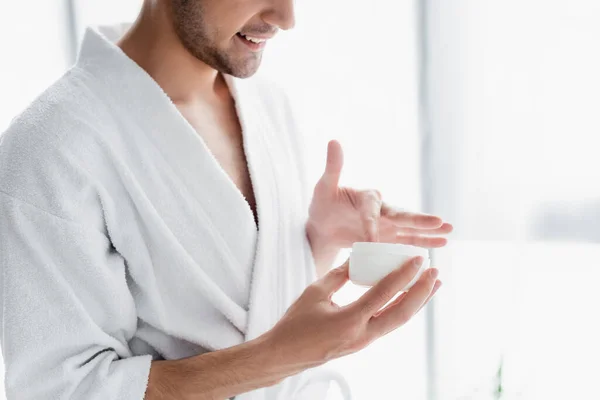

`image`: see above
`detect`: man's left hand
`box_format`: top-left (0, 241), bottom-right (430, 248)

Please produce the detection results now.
top-left (306, 140), bottom-right (453, 251)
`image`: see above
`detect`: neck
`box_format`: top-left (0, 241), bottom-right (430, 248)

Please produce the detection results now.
top-left (117, 1), bottom-right (225, 103)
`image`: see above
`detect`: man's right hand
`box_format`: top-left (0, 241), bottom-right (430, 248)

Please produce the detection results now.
top-left (262, 256), bottom-right (441, 375)
top-left (144, 256), bottom-right (440, 400)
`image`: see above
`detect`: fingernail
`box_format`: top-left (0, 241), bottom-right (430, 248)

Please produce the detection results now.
top-left (414, 256), bottom-right (424, 267)
top-left (430, 268), bottom-right (439, 279)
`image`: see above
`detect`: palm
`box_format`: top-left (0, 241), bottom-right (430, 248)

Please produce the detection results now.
top-left (308, 140), bottom-right (453, 249)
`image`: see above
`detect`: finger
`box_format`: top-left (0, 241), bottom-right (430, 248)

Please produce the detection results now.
top-left (316, 259), bottom-right (350, 295)
top-left (394, 234), bottom-right (448, 248)
top-left (373, 292), bottom-right (408, 317)
top-left (360, 190), bottom-right (383, 242)
top-left (348, 256), bottom-right (423, 317)
top-left (416, 280), bottom-right (442, 314)
top-left (375, 279), bottom-right (441, 318)
top-left (380, 204), bottom-right (444, 229)
top-left (396, 223), bottom-right (454, 235)
top-left (320, 140), bottom-right (344, 189)
top-left (367, 268), bottom-right (438, 338)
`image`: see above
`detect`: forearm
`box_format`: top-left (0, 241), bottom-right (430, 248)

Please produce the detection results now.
top-left (144, 334), bottom-right (295, 400)
top-left (306, 221), bottom-right (341, 279)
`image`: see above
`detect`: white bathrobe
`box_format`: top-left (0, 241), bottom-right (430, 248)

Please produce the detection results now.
top-left (0, 25), bottom-right (349, 400)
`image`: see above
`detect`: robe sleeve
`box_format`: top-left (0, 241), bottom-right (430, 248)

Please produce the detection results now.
top-left (0, 192), bottom-right (153, 399)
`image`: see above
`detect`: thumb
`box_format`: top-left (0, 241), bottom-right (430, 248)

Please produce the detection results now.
top-left (317, 259), bottom-right (350, 295)
top-left (320, 140), bottom-right (344, 189)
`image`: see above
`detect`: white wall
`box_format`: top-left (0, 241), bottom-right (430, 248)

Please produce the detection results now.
top-left (0, 1), bottom-right (71, 132)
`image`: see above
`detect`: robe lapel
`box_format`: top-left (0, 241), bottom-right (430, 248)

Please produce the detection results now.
top-left (224, 75), bottom-right (283, 342)
top-left (228, 76), bottom-right (322, 400)
top-left (86, 26), bottom-right (285, 345)
top-left (79, 29), bottom-right (261, 336)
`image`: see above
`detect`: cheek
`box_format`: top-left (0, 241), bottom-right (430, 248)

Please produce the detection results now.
top-left (210, 1), bottom-right (260, 36)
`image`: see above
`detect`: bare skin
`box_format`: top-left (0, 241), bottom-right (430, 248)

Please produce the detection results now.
top-left (176, 87), bottom-right (259, 225)
top-left (116, 1), bottom-right (450, 399)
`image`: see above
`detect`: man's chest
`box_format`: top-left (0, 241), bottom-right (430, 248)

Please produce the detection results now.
top-left (178, 101), bottom-right (258, 225)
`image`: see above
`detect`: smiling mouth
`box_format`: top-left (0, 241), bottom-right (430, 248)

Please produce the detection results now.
top-left (236, 32), bottom-right (268, 44)
top-left (235, 32), bottom-right (268, 51)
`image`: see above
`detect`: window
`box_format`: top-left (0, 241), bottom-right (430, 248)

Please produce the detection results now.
top-left (424, 1), bottom-right (600, 398)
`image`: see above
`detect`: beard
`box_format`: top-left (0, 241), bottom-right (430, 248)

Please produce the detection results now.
top-left (171, 0), bottom-right (262, 78)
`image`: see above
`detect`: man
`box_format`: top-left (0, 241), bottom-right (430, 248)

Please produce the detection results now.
top-left (0, 1), bottom-right (452, 399)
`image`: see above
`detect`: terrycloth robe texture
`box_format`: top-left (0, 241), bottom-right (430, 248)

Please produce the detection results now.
top-left (0, 24), bottom-right (350, 399)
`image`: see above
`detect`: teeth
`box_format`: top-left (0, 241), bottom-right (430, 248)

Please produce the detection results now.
top-left (241, 34), bottom-right (266, 44)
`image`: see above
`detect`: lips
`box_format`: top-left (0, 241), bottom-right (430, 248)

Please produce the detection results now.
top-left (237, 33), bottom-right (268, 44)
top-left (235, 32), bottom-right (269, 51)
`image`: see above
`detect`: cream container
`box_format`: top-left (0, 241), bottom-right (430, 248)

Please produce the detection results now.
top-left (349, 242), bottom-right (430, 289)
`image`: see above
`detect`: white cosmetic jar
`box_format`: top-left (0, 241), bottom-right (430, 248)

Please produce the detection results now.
top-left (349, 242), bottom-right (430, 289)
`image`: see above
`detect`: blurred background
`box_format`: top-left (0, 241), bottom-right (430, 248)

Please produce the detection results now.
top-left (1, 1), bottom-right (599, 399)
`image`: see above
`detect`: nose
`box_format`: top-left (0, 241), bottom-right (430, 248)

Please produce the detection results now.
top-left (262, 0), bottom-right (296, 31)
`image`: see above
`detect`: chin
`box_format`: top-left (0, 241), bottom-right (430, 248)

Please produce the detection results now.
top-left (225, 60), bottom-right (262, 79)
top-left (231, 68), bottom-right (259, 79)
top-left (186, 42), bottom-right (262, 78)
top-left (214, 50), bottom-right (262, 78)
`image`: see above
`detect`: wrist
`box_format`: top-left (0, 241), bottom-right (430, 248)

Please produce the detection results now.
top-left (306, 221), bottom-right (341, 278)
top-left (305, 220), bottom-right (337, 251)
top-left (257, 329), bottom-right (324, 378)
top-left (168, 335), bottom-right (292, 400)
top-left (244, 333), bottom-right (295, 385)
